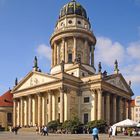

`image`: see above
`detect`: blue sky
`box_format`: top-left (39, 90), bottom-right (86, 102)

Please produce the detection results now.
top-left (0, 0), bottom-right (140, 97)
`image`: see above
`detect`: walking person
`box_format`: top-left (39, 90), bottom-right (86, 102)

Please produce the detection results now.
top-left (108, 126), bottom-right (113, 140)
top-left (92, 127), bottom-right (99, 140)
top-left (43, 125), bottom-right (48, 136)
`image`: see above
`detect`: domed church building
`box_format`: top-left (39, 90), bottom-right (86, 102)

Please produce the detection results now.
top-left (12, 0), bottom-right (133, 127)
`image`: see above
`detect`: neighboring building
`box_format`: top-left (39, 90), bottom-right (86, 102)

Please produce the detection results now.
top-left (12, 0), bottom-right (133, 127)
top-left (0, 90), bottom-right (13, 130)
top-left (131, 97), bottom-right (140, 123)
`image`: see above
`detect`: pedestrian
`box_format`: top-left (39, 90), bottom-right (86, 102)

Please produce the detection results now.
top-left (108, 126), bottom-right (113, 139)
top-left (92, 127), bottom-right (99, 140)
top-left (112, 126), bottom-right (116, 140)
top-left (35, 124), bottom-right (39, 134)
top-left (43, 125), bottom-right (48, 136)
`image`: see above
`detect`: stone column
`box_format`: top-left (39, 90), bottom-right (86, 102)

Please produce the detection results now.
top-left (54, 42), bottom-right (57, 66)
top-left (42, 95), bottom-right (46, 125)
top-left (65, 41), bottom-right (68, 63)
top-left (119, 97), bottom-right (123, 121)
top-left (113, 95), bottom-right (117, 123)
top-left (32, 96), bottom-right (36, 126)
top-left (48, 91), bottom-right (52, 122)
top-left (123, 98), bottom-right (126, 120)
top-left (60, 88), bottom-right (64, 123)
top-left (51, 46), bottom-right (54, 67)
top-left (102, 95), bottom-right (104, 120)
top-left (84, 40), bottom-right (88, 64)
top-left (106, 93), bottom-right (110, 124)
top-left (13, 99), bottom-right (17, 127)
top-left (20, 97), bottom-right (24, 127)
top-left (37, 93), bottom-right (42, 128)
top-left (52, 93), bottom-right (56, 121)
top-left (25, 98), bottom-right (28, 126)
top-left (17, 100), bottom-right (20, 126)
top-left (28, 95), bottom-right (32, 126)
top-left (91, 90), bottom-right (97, 120)
top-left (128, 100), bottom-right (131, 119)
top-left (77, 90), bottom-right (82, 121)
top-left (91, 45), bottom-right (95, 67)
top-left (62, 39), bottom-right (65, 61)
top-left (57, 44), bottom-right (60, 64)
top-left (64, 92), bottom-right (70, 121)
top-left (73, 37), bottom-right (76, 61)
top-left (97, 89), bottom-right (102, 120)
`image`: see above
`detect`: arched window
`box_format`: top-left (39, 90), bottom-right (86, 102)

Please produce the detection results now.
top-left (68, 53), bottom-right (72, 63)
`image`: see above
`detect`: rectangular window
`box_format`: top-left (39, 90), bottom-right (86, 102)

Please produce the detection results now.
top-left (68, 53), bottom-right (72, 63)
top-left (7, 113), bottom-right (12, 123)
top-left (84, 97), bottom-right (90, 103)
top-left (84, 113), bottom-right (88, 124)
top-left (47, 99), bottom-right (49, 104)
top-left (58, 97), bottom-right (60, 103)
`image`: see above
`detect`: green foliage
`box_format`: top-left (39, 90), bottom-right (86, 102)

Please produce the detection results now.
top-left (62, 117), bottom-right (83, 134)
top-left (87, 120), bottom-right (107, 133)
top-left (47, 120), bottom-right (61, 132)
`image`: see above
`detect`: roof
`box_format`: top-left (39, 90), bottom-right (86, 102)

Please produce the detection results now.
top-left (0, 90), bottom-right (13, 107)
top-left (59, 0), bottom-right (87, 19)
top-left (131, 99), bottom-right (135, 107)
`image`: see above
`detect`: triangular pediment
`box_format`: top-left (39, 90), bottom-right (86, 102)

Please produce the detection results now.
top-left (105, 74), bottom-right (130, 93)
top-left (13, 71), bottom-right (60, 92)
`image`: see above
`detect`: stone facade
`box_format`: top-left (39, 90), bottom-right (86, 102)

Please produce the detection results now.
top-left (12, 0), bottom-right (133, 127)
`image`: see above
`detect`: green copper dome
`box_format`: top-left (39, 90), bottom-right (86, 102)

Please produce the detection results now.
top-left (59, 0), bottom-right (87, 19)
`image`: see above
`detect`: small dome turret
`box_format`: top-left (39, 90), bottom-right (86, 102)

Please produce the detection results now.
top-left (59, 0), bottom-right (87, 19)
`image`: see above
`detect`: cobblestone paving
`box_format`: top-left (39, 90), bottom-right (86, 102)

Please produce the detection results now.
top-left (0, 132), bottom-right (140, 140)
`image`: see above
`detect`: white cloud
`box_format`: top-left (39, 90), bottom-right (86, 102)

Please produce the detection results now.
top-left (36, 44), bottom-right (51, 60)
top-left (127, 41), bottom-right (140, 59)
top-left (95, 36), bottom-right (140, 86)
top-left (95, 37), bottom-right (125, 66)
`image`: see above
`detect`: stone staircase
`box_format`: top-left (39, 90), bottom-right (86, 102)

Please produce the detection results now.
top-left (19, 127), bottom-right (36, 133)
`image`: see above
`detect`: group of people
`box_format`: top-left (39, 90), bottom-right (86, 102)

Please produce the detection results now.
top-left (36, 125), bottom-right (48, 136)
top-left (92, 125), bottom-right (117, 140)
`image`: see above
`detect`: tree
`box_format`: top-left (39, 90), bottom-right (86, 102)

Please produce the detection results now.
top-left (87, 120), bottom-right (107, 133)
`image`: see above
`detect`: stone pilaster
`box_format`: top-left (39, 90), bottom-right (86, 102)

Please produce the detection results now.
top-left (77, 90), bottom-right (82, 121)
top-left (106, 93), bottom-right (110, 124)
top-left (97, 89), bottom-right (102, 120)
top-left (62, 38), bottom-right (65, 61)
top-left (102, 95), bottom-right (104, 120)
top-left (91, 45), bottom-right (95, 67)
top-left (65, 41), bottom-right (68, 63)
top-left (73, 37), bottom-right (76, 61)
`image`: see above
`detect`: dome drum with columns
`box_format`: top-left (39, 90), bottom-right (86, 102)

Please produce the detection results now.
top-left (50, 0), bottom-right (96, 76)
top-left (12, 0), bottom-right (133, 128)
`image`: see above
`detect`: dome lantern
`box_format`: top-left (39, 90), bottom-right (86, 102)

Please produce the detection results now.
top-left (59, 0), bottom-right (87, 19)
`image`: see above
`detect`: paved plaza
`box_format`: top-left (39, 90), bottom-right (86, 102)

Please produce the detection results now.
top-left (0, 132), bottom-right (140, 140)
